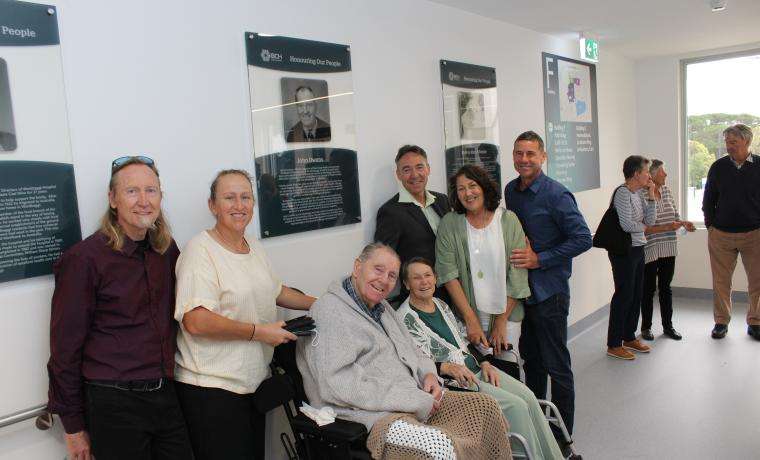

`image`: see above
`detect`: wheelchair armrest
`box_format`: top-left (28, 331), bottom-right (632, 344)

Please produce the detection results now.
top-left (467, 343), bottom-right (514, 362)
top-left (466, 343), bottom-right (520, 380)
top-left (444, 381), bottom-right (477, 392)
top-left (291, 413), bottom-right (368, 443)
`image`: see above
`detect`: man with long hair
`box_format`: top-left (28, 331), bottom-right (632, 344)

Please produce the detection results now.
top-left (47, 156), bottom-right (192, 460)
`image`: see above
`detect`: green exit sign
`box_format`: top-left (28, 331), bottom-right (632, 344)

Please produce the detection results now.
top-left (580, 38), bottom-right (599, 62)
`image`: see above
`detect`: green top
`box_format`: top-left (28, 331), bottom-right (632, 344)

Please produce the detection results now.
top-left (398, 186), bottom-right (442, 234)
top-left (435, 209), bottom-right (530, 321)
top-left (410, 303), bottom-right (480, 373)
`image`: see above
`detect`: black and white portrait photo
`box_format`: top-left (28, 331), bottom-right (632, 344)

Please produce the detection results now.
top-left (458, 91), bottom-right (490, 141)
top-left (0, 58), bottom-right (17, 152)
top-left (281, 77), bottom-right (331, 143)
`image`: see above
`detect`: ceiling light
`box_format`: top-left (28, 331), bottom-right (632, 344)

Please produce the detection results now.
top-left (710, 0), bottom-right (727, 12)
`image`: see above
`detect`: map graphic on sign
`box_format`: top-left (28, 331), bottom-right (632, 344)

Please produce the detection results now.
top-left (558, 60), bottom-right (593, 123)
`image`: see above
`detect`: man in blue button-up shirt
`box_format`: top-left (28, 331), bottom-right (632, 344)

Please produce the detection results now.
top-left (505, 131), bottom-right (592, 443)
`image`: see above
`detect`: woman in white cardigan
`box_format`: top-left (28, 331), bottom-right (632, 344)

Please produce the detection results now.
top-left (397, 257), bottom-right (563, 460)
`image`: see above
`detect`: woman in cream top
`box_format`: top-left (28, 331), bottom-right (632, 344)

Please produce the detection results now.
top-left (174, 169), bottom-right (315, 460)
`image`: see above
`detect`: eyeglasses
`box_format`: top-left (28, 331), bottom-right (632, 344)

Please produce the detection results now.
top-left (111, 155), bottom-right (155, 171)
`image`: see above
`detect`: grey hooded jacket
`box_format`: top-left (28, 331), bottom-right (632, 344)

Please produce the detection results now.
top-left (296, 279), bottom-right (439, 429)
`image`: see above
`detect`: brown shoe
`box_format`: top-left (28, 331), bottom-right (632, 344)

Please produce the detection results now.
top-left (623, 339), bottom-right (651, 353)
top-left (607, 346), bottom-right (635, 360)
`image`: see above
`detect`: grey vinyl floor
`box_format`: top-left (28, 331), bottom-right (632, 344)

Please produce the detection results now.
top-left (567, 296), bottom-right (760, 460)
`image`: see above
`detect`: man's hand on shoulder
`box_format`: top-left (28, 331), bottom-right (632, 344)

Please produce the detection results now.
top-left (510, 237), bottom-right (540, 269)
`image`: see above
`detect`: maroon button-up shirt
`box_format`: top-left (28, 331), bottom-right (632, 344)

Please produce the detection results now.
top-left (47, 231), bottom-right (180, 434)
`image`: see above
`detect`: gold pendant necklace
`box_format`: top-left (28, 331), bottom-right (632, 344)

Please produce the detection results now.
top-left (212, 228), bottom-right (249, 254)
top-left (469, 210), bottom-right (490, 280)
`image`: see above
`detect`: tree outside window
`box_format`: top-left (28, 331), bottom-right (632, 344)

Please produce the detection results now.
top-left (684, 53), bottom-right (760, 222)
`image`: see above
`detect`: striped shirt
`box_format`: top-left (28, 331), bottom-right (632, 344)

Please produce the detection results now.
top-left (639, 185), bottom-right (680, 264)
top-left (613, 185), bottom-right (656, 247)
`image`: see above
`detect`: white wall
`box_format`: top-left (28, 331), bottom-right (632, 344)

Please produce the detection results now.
top-left (0, 0), bottom-right (636, 458)
top-left (634, 41), bottom-right (760, 291)
top-left (569, 49), bottom-right (638, 323)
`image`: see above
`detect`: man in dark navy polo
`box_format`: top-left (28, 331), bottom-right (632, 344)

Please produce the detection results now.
top-left (47, 156), bottom-right (191, 460)
top-left (505, 131), bottom-right (592, 448)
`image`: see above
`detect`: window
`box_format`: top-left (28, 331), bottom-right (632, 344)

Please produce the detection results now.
top-left (681, 51), bottom-right (760, 222)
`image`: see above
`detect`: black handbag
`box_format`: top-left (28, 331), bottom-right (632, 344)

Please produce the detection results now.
top-left (251, 373), bottom-right (292, 413)
top-left (592, 185), bottom-right (632, 256)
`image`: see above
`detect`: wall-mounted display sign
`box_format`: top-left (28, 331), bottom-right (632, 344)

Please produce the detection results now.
top-left (246, 33), bottom-right (360, 238)
top-left (0, 1), bottom-right (81, 283)
top-left (542, 52), bottom-right (600, 192)
top-left (440, 60), bottom-right (501, 188)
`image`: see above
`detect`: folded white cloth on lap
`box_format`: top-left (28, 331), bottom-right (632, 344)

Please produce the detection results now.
top-left (300, 403), bottom-right (336, 426)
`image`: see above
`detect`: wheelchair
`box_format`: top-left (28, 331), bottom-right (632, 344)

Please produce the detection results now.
top-left (468, 343), bottom-right (579, 460)
top-left (269, 340), bottom-right (579, 460)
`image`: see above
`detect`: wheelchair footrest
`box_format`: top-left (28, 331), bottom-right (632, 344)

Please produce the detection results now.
top-left (292, 413), bottom-right (368, 443)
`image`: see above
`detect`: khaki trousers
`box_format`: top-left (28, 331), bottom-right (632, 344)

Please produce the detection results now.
top-left (707, 227), bottom-right (760, 325)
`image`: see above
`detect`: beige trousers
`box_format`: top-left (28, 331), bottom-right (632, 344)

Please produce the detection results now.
top-left (707, 227), bottom-right (760, 325)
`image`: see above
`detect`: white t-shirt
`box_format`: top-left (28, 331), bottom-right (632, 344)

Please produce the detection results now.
top-left (174, 230), bottom-right (283, 394)
top-left (466, 207), bottom-right (507, 315)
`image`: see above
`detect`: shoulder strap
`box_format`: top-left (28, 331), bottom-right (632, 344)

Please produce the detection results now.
top-left (609, 185), bottom-right (626, 209)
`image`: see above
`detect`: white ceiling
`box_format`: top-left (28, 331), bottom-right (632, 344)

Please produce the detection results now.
top-left (428, 0), bottom-right (760, 59)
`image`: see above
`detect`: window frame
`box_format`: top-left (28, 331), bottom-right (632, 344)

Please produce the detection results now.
top-left (680, 48), bottom-right (760, 225)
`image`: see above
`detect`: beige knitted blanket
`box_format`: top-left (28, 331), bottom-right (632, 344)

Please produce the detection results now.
top-left (366, 391), bottom-right (511, 459)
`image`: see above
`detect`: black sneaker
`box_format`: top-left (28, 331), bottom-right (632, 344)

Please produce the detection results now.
top-left (711, 323), bottom-right (728, 339)
top-left (641, 329), bottom-right (654, 341)
top-left (748, 325), bottom-right (760, 341)
top-left (663, 327), bottom-right (683, 340)
top-left (560, 442), bottom-right (582, 460)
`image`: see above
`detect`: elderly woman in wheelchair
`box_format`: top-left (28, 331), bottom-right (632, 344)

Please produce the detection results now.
top-left (397, 257), bottom-right (564, 460)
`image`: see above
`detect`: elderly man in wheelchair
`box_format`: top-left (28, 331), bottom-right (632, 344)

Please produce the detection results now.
top-left (297, 243), bottom-right (512, 459)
